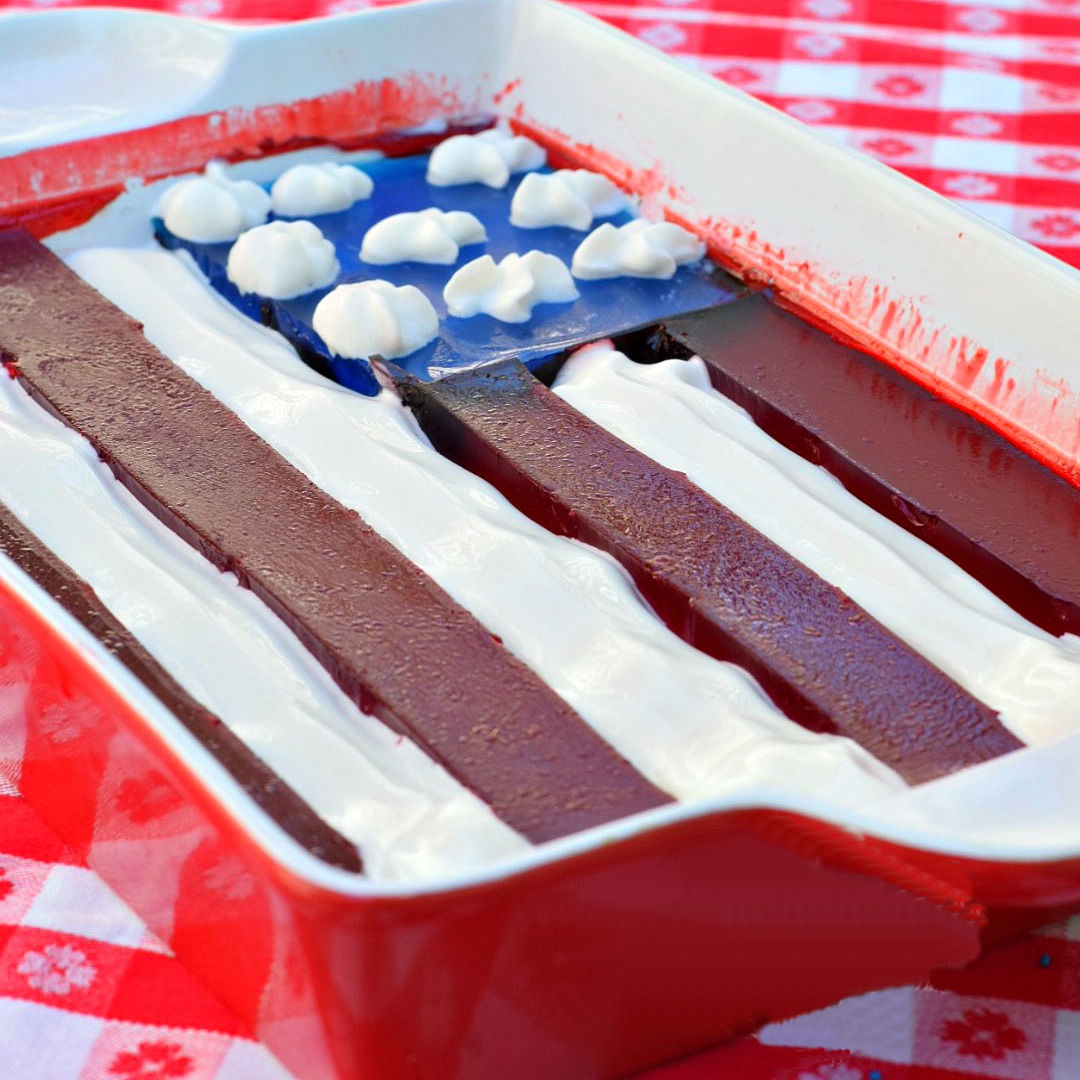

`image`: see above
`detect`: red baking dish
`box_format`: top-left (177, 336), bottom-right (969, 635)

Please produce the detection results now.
top-left (2, 3), bottom-right (1080, 1078)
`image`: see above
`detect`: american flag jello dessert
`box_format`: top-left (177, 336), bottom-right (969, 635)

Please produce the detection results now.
top-left (2, 127), bottom-right (1080, 884)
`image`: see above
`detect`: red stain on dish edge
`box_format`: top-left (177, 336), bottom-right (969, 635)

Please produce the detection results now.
top-left (511, 117), bottom-right (683, 206)
top-left (1, 73), bottom-right (472, 236)
top-left (493, 78), bottom-right (522, 105)
top-left (563, 122), bottom-right (1048, 459)
top-left (879, 300), bottom-right (899, 337)
top-left (674, 211), bottom-right (1080, 485)
top-left (952, 341), bottom-right (989, 391)
top-left (987, 359), bottom-right (1012, 406)
top-left (1, 188), bottom-right (125, 240)
top-left (8, 85), bottom-right (1080, 485)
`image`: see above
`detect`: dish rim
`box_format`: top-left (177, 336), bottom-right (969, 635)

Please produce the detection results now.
top-left (3, 0), bottom-right (1080, 901)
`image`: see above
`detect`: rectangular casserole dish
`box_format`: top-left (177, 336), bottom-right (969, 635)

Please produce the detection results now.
top-left (2, 2), bottom-right (1080, 1077)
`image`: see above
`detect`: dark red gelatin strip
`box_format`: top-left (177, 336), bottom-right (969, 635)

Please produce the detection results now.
top-left (647, 296), bottom-right (1080, 638)
top-left (395, 358), bottom-right (1022, 785)
top-left (0, 500), bottom-right (363, 872)
top-left (0, 228), bottom-right (670, 844)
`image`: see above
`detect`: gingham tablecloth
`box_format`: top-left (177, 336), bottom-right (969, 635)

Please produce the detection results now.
top-left (1, 1), bottom-right (1079, 1077)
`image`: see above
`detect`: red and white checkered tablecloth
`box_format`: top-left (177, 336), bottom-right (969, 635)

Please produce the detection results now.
top-left (1, 1), bottom-right (1078, 1077)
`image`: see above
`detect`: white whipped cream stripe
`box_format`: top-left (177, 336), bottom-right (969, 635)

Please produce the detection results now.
top-left (22, 246), bottom-right (1077, 880)
top-left (0, 358), bottom-right (527, 884)
top-left (67, 244), bottom-right (901, 814)
top-left (32, 166), bottom-right (1079, 883)
top-left (552, 345), bottom-right (1080, 748)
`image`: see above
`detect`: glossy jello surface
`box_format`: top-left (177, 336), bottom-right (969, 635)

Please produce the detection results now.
top-left (0, 484), bottom-right (363, 870)
top-left (155, 151), bottom-right (742, 392)
top-left (0, 136), bottom-right (1077, 882)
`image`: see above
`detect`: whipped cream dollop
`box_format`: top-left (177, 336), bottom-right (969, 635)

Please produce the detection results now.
top-left (360, 207), bottom-right (487, 265)
top-left (312, 279), bottom-right (438, 359)
top-left (157, 162), bottom-right (271, 243)
top-left (443, 251), bottom-right (578, 322)
top-left (270, 162), bottom-right (374, 217)
top-left (226, 220), bottom-right (339, 299)
top-left (426, 127), bottom-right (546, 188)
top-left (571, 220), bottom-right (705, 280)
top-left (509, 169), bottom-right (627, 231)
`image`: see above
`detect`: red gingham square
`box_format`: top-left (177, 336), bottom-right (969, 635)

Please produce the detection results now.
top-left (0, 856), bottom-right (54, 927)
top-left (0, 928), bottom-right (132, 1017)
top-left (80, 1021), bottom-right (232, 1080)
top-left (913, 992), bottom-right (1057, 1078)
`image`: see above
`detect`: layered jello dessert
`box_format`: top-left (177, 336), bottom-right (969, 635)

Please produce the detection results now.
top-left (2, 126), bottom-right (1079, 884)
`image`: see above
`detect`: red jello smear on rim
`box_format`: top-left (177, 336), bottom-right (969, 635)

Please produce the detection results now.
top-left (508, 114), bottom-right (1080, 491)
top-left (0, 74), bottom-right (480, 238)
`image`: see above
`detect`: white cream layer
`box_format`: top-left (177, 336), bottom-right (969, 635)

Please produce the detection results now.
top-left (38, 169), bottom-right (1080, 882)
top-left (553, 345), bottom-right (1080, 748)
top-left (25, 241), bottom-right (906, 877)
top-left (0, 364), bottom-right (526, 882)
top-left (227, 219), bottom-right (339, 299)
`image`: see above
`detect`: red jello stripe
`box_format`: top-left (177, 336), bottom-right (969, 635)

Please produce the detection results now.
top-left (0, 229), bottom-right (669, 845)
top-left (0, 499), bottom-right (362, 872)
top-left (396, 358), bottom-right (1021, 786)
top-left (652, 296), bottom-right (1080, 638)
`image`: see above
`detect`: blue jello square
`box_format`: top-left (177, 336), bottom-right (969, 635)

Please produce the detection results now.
top-left (155, 150), bottom-right (743, 396)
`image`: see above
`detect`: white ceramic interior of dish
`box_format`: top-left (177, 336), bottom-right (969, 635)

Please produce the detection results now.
top-left (2, 0), bottom-right (1080, 896)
